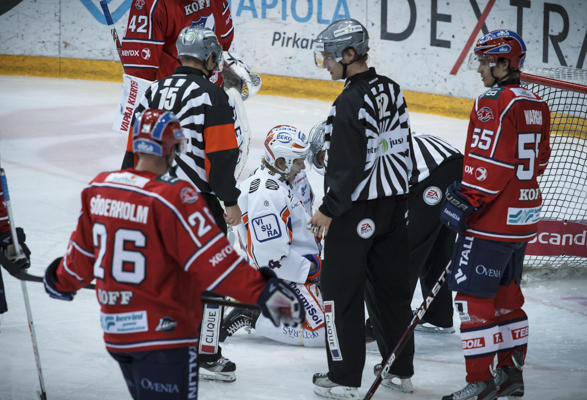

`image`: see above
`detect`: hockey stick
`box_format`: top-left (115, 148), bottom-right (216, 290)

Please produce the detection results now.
top-left (0, 253), bottom-right (258, 310)
top-left (0, 167), bottom-right (48, 400)
top-left (100, 0), bottom-right (125, 70)
top-left (363, 260), bottom-right (452, 400)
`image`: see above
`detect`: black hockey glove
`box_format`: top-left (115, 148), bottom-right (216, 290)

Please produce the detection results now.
top-left (439, 182), bottom-right (481, 234)
top-left (0, 227), bottom-right (31, 269)
top-left (256, 267), bottom-right (305, 328)
top-left (44, 257), bottom-right (76, 301)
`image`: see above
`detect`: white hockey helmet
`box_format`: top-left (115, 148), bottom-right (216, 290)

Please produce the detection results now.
top-left (307, 120), bottom-right (327, 175)
top-left (264, 125), bottom-right (311, 175)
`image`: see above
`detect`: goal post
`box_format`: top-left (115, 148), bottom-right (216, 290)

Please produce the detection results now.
top-left (520, 66), bottom-right (587, 278)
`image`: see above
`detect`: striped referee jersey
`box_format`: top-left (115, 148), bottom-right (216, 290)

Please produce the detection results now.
top-left (409, 132), bottom-right (462, 186)
top-left (134, 66), bottom-right (241, 206)
top-left (320, 68), bottom-right (412, 218)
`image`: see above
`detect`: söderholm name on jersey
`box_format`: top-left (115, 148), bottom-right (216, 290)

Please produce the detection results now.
top-left (90, 194), bottom-right (149, 224)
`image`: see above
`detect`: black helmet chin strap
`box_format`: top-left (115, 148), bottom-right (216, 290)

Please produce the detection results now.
top-left (338, 53), bottom-right (362, 79)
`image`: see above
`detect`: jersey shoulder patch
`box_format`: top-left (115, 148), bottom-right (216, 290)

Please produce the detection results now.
top-left (480, 87), bottom-right (504, 100)
top-left (155, 175), bottom-right (181, 185)
top-left (265, 179), bottom-right (280, 190)
top-left (249, 178), bottom-right (261, 193)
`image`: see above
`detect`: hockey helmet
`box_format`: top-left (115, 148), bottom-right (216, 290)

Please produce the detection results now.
top-left (468, 29), bottom-right (527, 71)
top-left (306, 120), bottom-right (327, 176)
top-left (133, 109), bottom-right (187, 158)
top-left (176, 25), bottom-right (223, 72)
top-left (314, 19), bottom-right (369, 68)
top-left (264, 125), bottom-right (311, 175)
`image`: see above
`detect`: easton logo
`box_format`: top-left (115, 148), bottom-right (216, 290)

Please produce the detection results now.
top-left (477, 107), bottom-right (494, 122)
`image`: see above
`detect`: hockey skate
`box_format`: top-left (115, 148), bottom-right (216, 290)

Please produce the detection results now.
top-left (495, 351), bottom-right (524, 398)
top-left (415, 320), bottom-right (455, 334)
top-left (373, 364), bottom-right (414, 393)
top-left (312, 373), bottom-right (360, 399)
top-left (442, 379), bottom-right (497, 400)
top-left (199, 356), bottom-right (237, 382)
top-left (219, 307), bottom-right (259, 342)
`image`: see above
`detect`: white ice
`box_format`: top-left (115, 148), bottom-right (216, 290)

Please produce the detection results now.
top-left (0, 76), bottom-right (586, 400)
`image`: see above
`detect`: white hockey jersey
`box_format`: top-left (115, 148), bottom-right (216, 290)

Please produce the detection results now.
top-left (291, 170), bottom-right (314, 216)
top-left (237, 166), bottom-right (320, 284)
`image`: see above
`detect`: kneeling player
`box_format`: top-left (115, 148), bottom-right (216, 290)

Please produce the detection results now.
top-left (43, 109), bottom-right (305, 400)
top-left (220, 125), bottom-right (325, 347)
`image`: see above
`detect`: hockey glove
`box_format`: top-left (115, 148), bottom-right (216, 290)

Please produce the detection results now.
top-left (0, 228), bottom-right (31, 269)
top-left (304, 254), bottom-right (321, 284)
top-left (256, 267), bottom-right (305, 328)
top-left (439, 182), bottom-right (480, 234)
top-left (44, 257), bottom-right (76, 301)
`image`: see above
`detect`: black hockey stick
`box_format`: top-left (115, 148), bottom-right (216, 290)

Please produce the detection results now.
top-left (363, 260), bottom-right (452, 400)
top-left (0, 167), bottom-right (48, 400)
top-left (0, 253), bottom-right (258, 310)
top-left (100, 0), bottom-right (126, 72)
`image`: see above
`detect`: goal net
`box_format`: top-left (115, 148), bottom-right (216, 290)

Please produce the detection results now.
top-left (520, 66), bottom-right (587, 279)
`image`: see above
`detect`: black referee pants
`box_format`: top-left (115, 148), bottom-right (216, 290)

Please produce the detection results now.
top-left (408, 157), bottom-right (462, 328)
top-left (321, 196), bottom-right (413, 387)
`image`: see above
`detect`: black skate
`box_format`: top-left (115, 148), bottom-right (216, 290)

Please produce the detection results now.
top-left (442, 378), bottom-right (497, 400)
top-left (219, 307), bottom-right (259, 342)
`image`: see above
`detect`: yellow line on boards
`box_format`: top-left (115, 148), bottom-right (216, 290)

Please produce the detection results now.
top-left (0, 54), bottom-right (473, 119)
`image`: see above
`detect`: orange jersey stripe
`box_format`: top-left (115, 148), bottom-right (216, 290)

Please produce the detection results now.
top-left (203, 124), bottom-right (238, 153)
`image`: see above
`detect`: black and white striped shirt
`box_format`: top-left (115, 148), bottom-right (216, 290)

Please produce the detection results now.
top-left (409, 132), bottom-right (462, 186)
top-left (134, 66), bottom-right (241, 206)
top-left (319, 68), bottom-right (412, 218)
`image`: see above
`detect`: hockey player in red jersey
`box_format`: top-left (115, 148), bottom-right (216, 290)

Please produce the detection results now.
top-left (43, 109), bottom-right (304, 400)
top-left (439, 30), bottom-right (551, 400)
top-left (120, 0), bottom-right (233, 84)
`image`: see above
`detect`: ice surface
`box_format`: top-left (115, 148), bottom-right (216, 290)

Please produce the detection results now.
top-left (0, 76), bottom-right (586, 400)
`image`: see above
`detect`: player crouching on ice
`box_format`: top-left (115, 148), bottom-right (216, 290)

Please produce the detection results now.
top-left (219, 124), bottom-right (326, 347)
top-left (43, 109), bottom-right (305, 400)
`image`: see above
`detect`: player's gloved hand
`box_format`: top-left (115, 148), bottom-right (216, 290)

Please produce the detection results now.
top-left (256, 267), bottom-right (305, 328)
top-left (44, 257), bottom-right (76, 301)
top-left (0, 227), bottom-right (32, 269)
top-left (304, 254), bottom-right (321, 284)
top-left (439, 182), bottom-right (481, 233)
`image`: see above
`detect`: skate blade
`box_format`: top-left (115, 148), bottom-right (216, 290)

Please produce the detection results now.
top-left (381, 377), bottom-right (414, 393)
top-left (199, 370), bottom-right (236, 382)
top-left (313, 385), bottom-right (361, 399)
top-left (415, 324), bottom-right (455, 334)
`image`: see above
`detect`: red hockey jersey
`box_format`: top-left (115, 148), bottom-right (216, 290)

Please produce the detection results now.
top-left (460, 83), bottom-right (551, 242)
top-left (120, 0), bottom-right (234, 84)
top-left (54, 169), bottom-right (266, 352)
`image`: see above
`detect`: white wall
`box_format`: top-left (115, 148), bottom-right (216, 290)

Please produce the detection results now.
top-left (1, 0), bottom-right (585, 99)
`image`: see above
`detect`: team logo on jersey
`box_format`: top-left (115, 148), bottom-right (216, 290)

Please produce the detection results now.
top-left (155, 317), bottom-right (178, 333)
top-left (423, 186), bottom-right (442, 205)
top-left (357, 218), bottom-right (375, 239)
top-left (141, 48), bottom-right (151, 60)
top-left (477, 107), bottom-right (494, 122)
top-left (507, 206), bottom-right (541, 225)
top-left (180, 187), bottom-right (199, 204)
top-left (135, 0), bottom-right (145, 10)
top-left (475, 167), bottom-right (488, 181)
